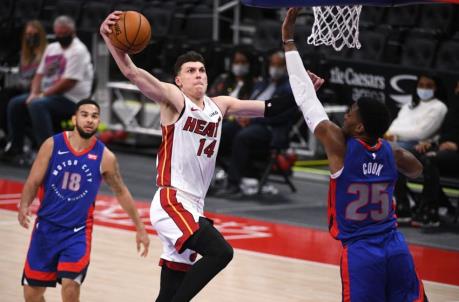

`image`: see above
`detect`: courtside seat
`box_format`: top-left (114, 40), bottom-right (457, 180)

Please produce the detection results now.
top-left (348, 30), bottom-right (387, 62)
top-left (13, 0), bottom-right (45, 29)
top-left (112, 1), bottom-right (145, 14)
top-left (383, 5), bottom-right (420, 29)
top-left (400, 35), bottom-right (438, 68)
top-left (184, 5), bottom-right (217, 43)
top-left (416, 4), bottom-right (457, 36)
top-left (434, 39), bottom-right (459, 71)
top-left (79, 1), bottom-right (113, 33)
top-left (253, 20), bottom-right (282, 53)
top-left (359, 6), bottom-right (386, 29)
top-left (0, 0), bottom-right (15, 30)
top-left (142, 4), bottom-right (174, 39)
top-left (41, 0), bottom-right (83, 30)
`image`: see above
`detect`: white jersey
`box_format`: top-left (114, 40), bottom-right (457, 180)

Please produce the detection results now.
top-left (156, 93), bottom-right (223, 199)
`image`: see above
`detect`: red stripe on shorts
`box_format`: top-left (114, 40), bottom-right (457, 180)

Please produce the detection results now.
top-left (159, 188), bottom-right (199, 252)
top-left (24, 260), bottom-right (57, 281)
top-left (341, 246), bottom-right (351, 302)
top-left (159, 258), bottom-right (192, 272)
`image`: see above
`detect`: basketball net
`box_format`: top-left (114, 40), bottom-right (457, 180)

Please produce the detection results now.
top-left (307, 5), bottom-right (362, 51)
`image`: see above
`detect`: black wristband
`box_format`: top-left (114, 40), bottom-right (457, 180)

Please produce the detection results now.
top-left (264, 94), bottom-right (297, 118)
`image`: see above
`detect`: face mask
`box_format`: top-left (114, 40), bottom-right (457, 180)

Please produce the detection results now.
top-left (269, 66), bottom-right (285, 81)
top-left (56, 35), bottom-right (73, 48)
top-left (417, 88), bottom-right (434, 101)
top-left (26, 34), bottom-right (40, 48)
top-left (231, 64), bottom-right (249, 77)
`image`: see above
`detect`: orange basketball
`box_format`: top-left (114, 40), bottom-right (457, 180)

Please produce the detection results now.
top-left (109, 11), bottom-right (151, 54)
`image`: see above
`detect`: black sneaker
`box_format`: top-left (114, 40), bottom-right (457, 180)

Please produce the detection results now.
top-left (214, 183), bottom-right (242, 198)
top-left (396, 205), bottom-right (412, 224)
top-left (411, 209), bottom-right (425, 228)
top-left (421, 209), bottom-right (440, 229)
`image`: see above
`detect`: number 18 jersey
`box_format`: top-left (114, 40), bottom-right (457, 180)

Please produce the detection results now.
top-left (328, 138), bottom-right (398, 242)
top-left (156, 94), bottom-right (222, 199)
top-left (37, 132), bottom-right (104, 228)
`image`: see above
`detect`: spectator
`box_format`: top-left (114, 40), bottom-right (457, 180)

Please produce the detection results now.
top-left (4, 15), bottom-right (93, 163)
top-left (217, 50), bottom-right (294, 196)
top-left (209, 47), bottom-right (257, 171)
top-left (386, 74), bottom-right (448, 222)
top-left (411, 81), bottom-right (459, 228)
top-left (0, 20), bottom-right (47, 148)
top-left (208, 46), bottom-right (256, 99)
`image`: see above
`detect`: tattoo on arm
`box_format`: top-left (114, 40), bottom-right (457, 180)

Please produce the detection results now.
top-left (104, 160), bottom-right (126, 195)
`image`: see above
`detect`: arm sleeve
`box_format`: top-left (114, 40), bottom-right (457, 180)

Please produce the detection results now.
top-left (285, 51), bottom-right (329, 132)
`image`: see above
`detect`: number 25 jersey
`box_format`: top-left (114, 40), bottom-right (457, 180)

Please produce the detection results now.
top-left (328, 138), bottom-right (398, 242)
top-left (156, 94), bottom-right (222, 199)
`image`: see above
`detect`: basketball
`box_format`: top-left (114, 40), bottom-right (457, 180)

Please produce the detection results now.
top-left (109, 11), bottom-right (151, 54)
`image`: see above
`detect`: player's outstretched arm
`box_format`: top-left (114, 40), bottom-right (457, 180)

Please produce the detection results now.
top-left (282, 8), bottom-right (346, 173)
top-left (100, 11), bottom-right (183, 111)
top-left (18, 138), bottom-right (53, 229)
top-left (390, 143), bottom-right (423, 178)
top-left (213, 73), bottom-right (324, 118)
top-left (101, 148), bottom-right (150, 257)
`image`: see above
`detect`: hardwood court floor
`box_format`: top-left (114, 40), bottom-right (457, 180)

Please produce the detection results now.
top-left (1, 210), bottom-right (458, 302)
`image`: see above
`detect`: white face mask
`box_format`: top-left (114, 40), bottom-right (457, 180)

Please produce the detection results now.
top-left (269, 66), bottom-right (286, 80)
top-left (231, 64), bottom-right (249, 77)
top-left (417, 88), bottom-right (434, 101)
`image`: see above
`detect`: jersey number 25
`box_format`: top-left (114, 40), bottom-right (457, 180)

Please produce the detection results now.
top-left (346, 183), bottom-right (390, 221)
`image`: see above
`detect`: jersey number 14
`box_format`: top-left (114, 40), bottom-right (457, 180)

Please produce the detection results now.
top-left (197, 139), bottom-right (217, 158)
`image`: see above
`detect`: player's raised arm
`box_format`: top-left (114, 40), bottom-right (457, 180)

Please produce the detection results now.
top-left (282, 8), bottom-right (346, 172)
top-left (101, 147), bottom-right (150, 257)
top-left (18, 138), bottom-right (53, 229)
top-left (100, 11), bottom-right (183, 111)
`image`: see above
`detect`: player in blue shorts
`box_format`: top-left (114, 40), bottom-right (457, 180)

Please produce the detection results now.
top-left (282, 9), bottom-right (428, 302)
top-left (17, 99), bottom-right (150, 302)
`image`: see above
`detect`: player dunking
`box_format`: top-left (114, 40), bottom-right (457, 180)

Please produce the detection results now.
top-left (100, 11), bottom-right (323, 302)
top-left (282, 8), bottom-right (427, 302)
top-left (18, 99), bottom-right (150, 302)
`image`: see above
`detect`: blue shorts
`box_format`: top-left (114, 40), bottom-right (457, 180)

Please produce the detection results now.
top-left (22, 218), bottom-right (93, 287)
top-left (340, 230), bottom-right (428, 302)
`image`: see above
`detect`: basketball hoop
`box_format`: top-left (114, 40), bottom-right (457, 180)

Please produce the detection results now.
top-left (307, 5), bottom-right (362, 51)
top-left (241, 0), bottom-right (458, 51)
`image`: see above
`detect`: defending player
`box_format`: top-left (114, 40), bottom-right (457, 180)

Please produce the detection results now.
top-left (100, 11), bottom-right (323, 302)
top-left (18, 99), bottom-right (150, 302)
top-left (282, 8), bottom-right (427, 302)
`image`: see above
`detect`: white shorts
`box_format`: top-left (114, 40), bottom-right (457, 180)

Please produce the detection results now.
top-left (150, 187), bottom-right (204, 271)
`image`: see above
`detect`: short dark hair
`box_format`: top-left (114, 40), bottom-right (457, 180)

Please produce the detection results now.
top-left (173, 51), bottom-right (205, 77)
top-left (356, 98), bottom-right (391, 139)
top-left (75, 99), bottom-right (100, 113)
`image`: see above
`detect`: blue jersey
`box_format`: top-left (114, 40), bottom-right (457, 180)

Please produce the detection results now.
top-left (328, 138), bottom-right (398, 242)
top-left (37, 132), bottom-right (104, 228)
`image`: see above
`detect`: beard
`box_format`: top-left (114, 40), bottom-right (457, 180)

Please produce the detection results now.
top-left (76, 124), bottom-right (97, 139)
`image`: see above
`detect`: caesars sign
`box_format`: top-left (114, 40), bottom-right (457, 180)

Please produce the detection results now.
top-left (325, 61), bottom-right (419, 111)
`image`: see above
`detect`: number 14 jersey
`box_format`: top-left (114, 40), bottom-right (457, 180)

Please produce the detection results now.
top-left (328, 138), bottom-right (398, 242)
top-left (156, 94), bottom-right (222, 199)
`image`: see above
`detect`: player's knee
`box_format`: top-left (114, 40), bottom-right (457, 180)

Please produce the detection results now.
top-left (61, 279), bottom-right (80, 302)
top-left (217, 240), bottom-right (234, 267)
top-left (23, 285), bottom-right (46, 302)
